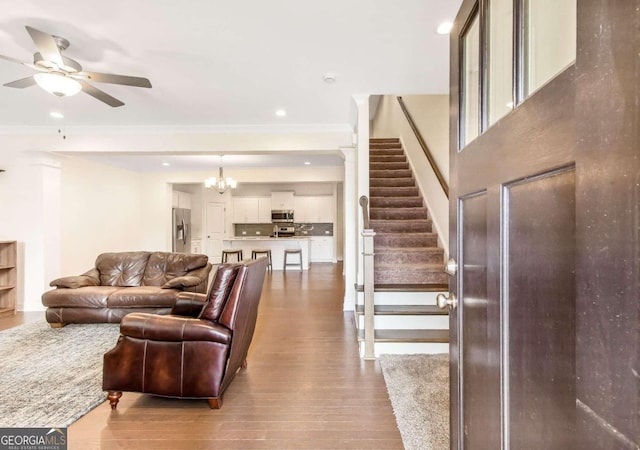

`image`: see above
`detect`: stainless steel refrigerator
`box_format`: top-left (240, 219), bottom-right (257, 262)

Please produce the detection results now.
top-left (172, 208), bottom-right (191, 253)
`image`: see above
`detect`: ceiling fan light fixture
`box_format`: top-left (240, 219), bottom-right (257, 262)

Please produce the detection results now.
top-left (34, 72), bottom-right (82, 97)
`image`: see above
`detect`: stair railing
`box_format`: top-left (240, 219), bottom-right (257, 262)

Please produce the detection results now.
top-left (396, 96), bottom-right (449, 198)
top-left (359, 195), bottom-right (376, 360)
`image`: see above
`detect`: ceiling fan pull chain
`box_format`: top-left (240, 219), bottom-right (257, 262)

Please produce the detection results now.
top-left (57, 97), bottom-right (67, 140)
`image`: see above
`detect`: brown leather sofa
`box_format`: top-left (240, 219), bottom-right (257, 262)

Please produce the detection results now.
top-left (41, 251), bottom-right (212, 327)
top-left (102, 257), bottom-right (268, 409)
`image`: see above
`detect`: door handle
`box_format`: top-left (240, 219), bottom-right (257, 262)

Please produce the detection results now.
top-left (445, 258), bottom-right (458, 276)
top-left (436, 292), bottom-right (458, 310)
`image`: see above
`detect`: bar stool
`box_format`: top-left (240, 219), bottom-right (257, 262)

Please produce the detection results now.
top-left (221, 249), bottom-right (243, 263)
top-left (251, 248), bottom-right (272, 272)
top-left (283, 248), bottom-right (302, 272)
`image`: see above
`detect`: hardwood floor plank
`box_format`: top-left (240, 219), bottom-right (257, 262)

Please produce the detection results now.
top-left (0, 263), bottom-right (404, 449)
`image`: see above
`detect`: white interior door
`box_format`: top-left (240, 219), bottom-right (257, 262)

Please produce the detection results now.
top-left (206, 202), bottom-right (225, 264)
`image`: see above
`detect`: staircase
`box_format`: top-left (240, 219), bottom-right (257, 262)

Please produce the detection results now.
top-left (356, 138), bottom-right (449, 356)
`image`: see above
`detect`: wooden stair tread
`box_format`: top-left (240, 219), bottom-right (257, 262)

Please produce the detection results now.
top-left (357, 328), bottom-right (449, 343)
top-left (355, 283), bottom-right (449, 292)
top-left (355, 305), bottom-right (448, 315)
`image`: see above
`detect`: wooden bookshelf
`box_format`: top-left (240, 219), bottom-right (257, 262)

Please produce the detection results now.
top-left (0, 241), bottom-right (17, 317)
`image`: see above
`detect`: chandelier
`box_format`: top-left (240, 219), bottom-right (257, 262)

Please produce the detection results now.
top-left (204, 156), bottom-right (237, 194)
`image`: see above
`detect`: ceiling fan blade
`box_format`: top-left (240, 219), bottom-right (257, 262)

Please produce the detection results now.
top-left (0, 54), bottom-right (37, 70)
top-left (75, 71), bottom-right (152, 88)
top-left (0, 54), bottom-right (26, 65)
top-left (79, 80), bottom-right (124, 107)
top-left (3, 76), bottom-right (36, 88)
top-left (25, 26), bottom-right (64, 67)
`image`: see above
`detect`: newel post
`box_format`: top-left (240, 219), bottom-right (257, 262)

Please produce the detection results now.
top-left (361, 228), bottom-right (376, 360)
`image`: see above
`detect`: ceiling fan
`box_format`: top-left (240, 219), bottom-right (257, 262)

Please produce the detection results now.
top-left (0, 26), bottom-right (152, 107)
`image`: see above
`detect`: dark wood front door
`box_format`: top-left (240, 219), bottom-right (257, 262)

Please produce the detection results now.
top-left (448, 1), bottom-right (639, 448)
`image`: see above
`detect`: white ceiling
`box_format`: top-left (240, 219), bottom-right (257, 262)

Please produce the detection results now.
top-left (0, 0), bottom-right (461, 170)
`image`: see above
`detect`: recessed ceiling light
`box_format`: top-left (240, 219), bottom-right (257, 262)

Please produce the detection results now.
top-left (304, 161), bottom-right (311, 165)
top-left (162, 162), bottom-right (170, 167)
top-left (49, 111), bottom-right (64, 119)
top-left (437, 21), bottom-right (453, 35)
top-left (275, 109), bottom-right (287, 117)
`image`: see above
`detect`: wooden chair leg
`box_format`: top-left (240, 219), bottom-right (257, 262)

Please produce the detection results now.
top-left (207, 397), bottom-right (222, 409)
top-left (107, 391), bottom-right (122, 410)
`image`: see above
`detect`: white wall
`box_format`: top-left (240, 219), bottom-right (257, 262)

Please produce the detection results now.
top-left (60, 156), bottom-right (144, 275)
top-left (371, 95), bottom-right (450, 253)
top-left (0, 150), bottom-right (61, 311)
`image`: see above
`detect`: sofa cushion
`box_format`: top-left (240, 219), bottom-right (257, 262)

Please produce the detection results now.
top-left (142, 252), bottom-right (209, 287)
top-left (42, 286), bottom-right (122, 308)
top-left (198, 263), bottom-right (240, 322)
top-left (96, 252), bottom-right (151, 287)
top-left (106, 286), bottom-right (181, 308)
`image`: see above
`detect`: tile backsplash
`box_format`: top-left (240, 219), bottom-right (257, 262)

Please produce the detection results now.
top-left (234, 223), bottom-right (333, 237)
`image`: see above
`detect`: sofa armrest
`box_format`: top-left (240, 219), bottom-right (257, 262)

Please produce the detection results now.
top-left (184, 263), bottom-right (213, 294)
top-left (172, 292), bottom-right (207, 316)
top-left (50, 274), bottom-right (100, 289)
top-left (161, 275), bottom-right (202, 289)
top-left (120, 313), bottom-right (231, 344)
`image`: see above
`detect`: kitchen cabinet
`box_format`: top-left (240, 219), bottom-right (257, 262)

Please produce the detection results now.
top-left (310, 236), bottom-right (334, 262)
top-left (0, 241), bottom-right (17, 317)
top-left (294, 196), bottom-right (335, 223)
top-left (271, 191), bottom-right (294, 210)
top-left (172, 191), bottom-right (192, 209)
top-left (233, 197), bottom-right (271, 223)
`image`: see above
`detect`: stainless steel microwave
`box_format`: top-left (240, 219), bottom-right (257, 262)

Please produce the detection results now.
top-left (271, 210), bottom-right (294, 223)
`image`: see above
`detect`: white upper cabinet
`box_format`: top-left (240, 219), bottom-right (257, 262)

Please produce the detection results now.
top-left (172, 191), bottom-right (192, 209)
top-left (257, 198), bottom-right (272, 222)
top-left (271, 191), bottom-right (295, 210)
top-left (232, 197), bottom-right (271, 223)
top-left (294, 196), bottom-right (334, 223)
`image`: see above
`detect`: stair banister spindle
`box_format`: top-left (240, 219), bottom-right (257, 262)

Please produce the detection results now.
top-left (360, 195), bottom-right (376, 359)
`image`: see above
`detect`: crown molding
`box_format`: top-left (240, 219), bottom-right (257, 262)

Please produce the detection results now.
top-left (0, 123), bottom-right (354, 136)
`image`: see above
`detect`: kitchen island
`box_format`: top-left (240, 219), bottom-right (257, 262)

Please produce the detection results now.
top-left (222, 237), bottom-right (310, 270)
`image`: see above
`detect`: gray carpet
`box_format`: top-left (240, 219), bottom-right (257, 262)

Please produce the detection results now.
top-left (0, 321), bottom-right (121, 428)
top-left (379, 353), bottom-right (450, 450)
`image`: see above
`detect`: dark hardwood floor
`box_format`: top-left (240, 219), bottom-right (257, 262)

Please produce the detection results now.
top-left (0, 263), bottom-right (404, 449)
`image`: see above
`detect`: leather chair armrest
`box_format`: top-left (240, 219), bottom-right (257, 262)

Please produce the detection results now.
top-left (120, 313), bottom-right (231, 344)
top-left (172, 292), bottom-right (207, 316)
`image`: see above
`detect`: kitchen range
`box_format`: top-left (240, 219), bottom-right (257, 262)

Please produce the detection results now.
top-left (272, 225), bottom-right (295, 238)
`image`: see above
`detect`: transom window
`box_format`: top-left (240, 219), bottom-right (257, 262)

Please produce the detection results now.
top-left (459, 0), bottom-right (577, 150)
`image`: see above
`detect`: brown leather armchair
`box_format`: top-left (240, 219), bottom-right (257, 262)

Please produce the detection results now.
top-left (102, 257), bottom-right (268, 409)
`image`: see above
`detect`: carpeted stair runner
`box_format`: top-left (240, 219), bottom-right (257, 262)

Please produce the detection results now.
top-left (369, 138), bottom-right (448, 286)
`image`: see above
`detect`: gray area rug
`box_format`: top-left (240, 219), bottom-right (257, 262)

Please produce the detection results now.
top-left (379, 353), bottom-right (450, 450)
top-left (0, 321), bottom-right (121, 428)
